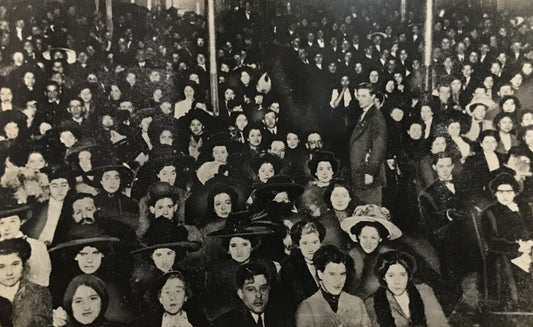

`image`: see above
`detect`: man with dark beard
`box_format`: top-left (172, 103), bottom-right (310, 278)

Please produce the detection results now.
top-left (250, 176), bottom-right (305, 262)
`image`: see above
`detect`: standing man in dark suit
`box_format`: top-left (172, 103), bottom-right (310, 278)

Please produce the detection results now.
top-left (349, 83), bottom-right (387, 205)
top-left (213, 262), bottom-right (284, 327)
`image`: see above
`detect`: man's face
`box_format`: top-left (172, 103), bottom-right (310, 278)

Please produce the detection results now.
top-left (438, 86), bottom-right (451, 102)
top-left (263, 112), bottom-right (277, 129)
top-left (68, 100), bottom-right (85, 118)
top-left (306, 133), bottom-right (323, 151)
top-left (357, 88), bottom-right (375, 108)
top-left (433, 157), bottom-right (454, 180)
top-left (238, 274), bottom-right (270, 314)
top-left (0, 88), bottom-right (12, 103)
top-left (23, 72), bottom-right (35, 87)
top-left (49, 177), bottom-right (70, 201)
top-left (269, 141), bottom-right (286, 159)
top-left (72, 197), bottom-right (96, 224)
top-left (46, 85), bottom-right (59, 100)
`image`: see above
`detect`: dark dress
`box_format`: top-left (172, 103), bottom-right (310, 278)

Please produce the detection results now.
top-left (481, 201), bottom-right (533, 310)
top-left (317, 210), bottom-right (350, 251)
top-left (278, 250), bottom-right (319, 322)
top-left (93, 192), bottom-right (139, 232)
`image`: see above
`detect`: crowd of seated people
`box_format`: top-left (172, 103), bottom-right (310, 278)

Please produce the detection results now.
top-left (0, 0), bottom-right (532, 326)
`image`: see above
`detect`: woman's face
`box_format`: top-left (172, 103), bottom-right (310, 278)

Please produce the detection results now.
top-left (384, 263), bottom-right (409, 296)
top-left (330, 186), bottom-right (351, 211)
top-left (420, 106), bottom-right (433, 121)
top-left (71, 285), bottom-right (102, 325)
top-left (189, 119), bottom-right (204, 136)
top-left (495, 183), bottom-right (516, 206)
top-left (318, 262), bottom-right (346, 296)
top-left (369, 70), bottom-right (379, 83)
top-left (240, 72), bottom-right (250, 85)
top-left (286, 133), bottom-right (299, 149)
top-left (483, 76), bottom-right (494, 89)
top-left (228, 236), bottom-right (252, 263)
top-left (100, 170), bottom-right (120, 194)
top-left (235, 114), bottom-right (248, 131)
top-left (502, 99), bottom-right (516, 113)
top-left (75, 246), bottom-right (104, 274)
top-left (358, 226), bottom-right (382, 254)
top-left (60, 131), bottom-right (77, 148)
top-left (258, 162), bottom-right (275, 183)
top-left (110, 85), bottom-right (121, 100)
top-left (498, 117), bottom-right (513, 133)
top-left (157, 165), bottom-right (177, 185)
top-left (27, 152), bottom-right (46, 170)
top-left (0, 253), bottom-right (23, 287)
top-left (510, 74), bottom-right (522, 88)
top-left (184, 86), bottom-right (194, 99)
top-left (522, 115), bottom-right (533, 129)
top-left (159, 277), bottom-right (187, 315)
top-left (340, 76), bottom-right (349, 87)
top-left (385, 80), bottom-right (395, 93)
top-left (299, 232), bottom-right (321, 261)
top-left (315, 161), bottom-right (334, 184)
top-left (213, 193), bottom-right (232, 218)
top-left (151, 197), bottom-right (176, 220)
top-left (153, 89), bottom-right (163, 101)
top-left (0, 215), bottom-right (21, 240)
top-left (4, 122), bottom-right (19, 139)
top-left (212, 145), bottom-right (228, 163)
top-left (390, 108), bottom-right (404, 122)
top-left (447, 122), bottom-right (461, 137)
top-left (159, 130), bottom-right (173, 145)
top-left (431, 137), bottom-right (447, 153)
top-left (480, 136), bottom-right (498, 152)
top-left (78, 151), bottom-right (92, 172)
top-left (152, 248), bottom-right (176, 273)
top-left (247, 129), bottom-right (262, 147)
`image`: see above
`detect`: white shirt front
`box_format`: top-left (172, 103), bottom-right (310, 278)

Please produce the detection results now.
top-left (251, 312), bottom-right (265, 325)
top-left (40, 198), bottom-right (64, 244)
top-left (484, 151), bottom-right (500, 172)
top-left (161, 311), bottom-right (193, 327)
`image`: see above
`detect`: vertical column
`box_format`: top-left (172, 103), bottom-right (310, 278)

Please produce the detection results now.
top-left (208, 0), bottom-right (219, 116)
top-left (106, 0), bottom-right (113, 35)
top-left (424, 0), bottom-right (433, 92)
top-left (401, 0), bottom-right (407, 22)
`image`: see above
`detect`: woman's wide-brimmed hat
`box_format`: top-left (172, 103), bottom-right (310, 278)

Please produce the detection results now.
top-left (130, 218), bottom-right (201, 255)
top-left (249, 153), bottom-right (283, 174)
top-left (369, 32), bottom-right (387, 40)
top-left (48, 224), bottom-right (120, 254)
top-left (340, 204), bottom-right (402, 243)
top-left (208, 211), bottom-right (275, 238)
top-left (465, 97), bottom-right (494, 114)
top-left (65, 139), bottom-right (99, 162)
top-left (88, 159), bottom-right (135, 185)
top-left (183, 108), bottom-right (213, 127)
top-left (42, 47), bottom-right (77, 64)
top-left (147, 181), bottom-right (180, 207)
top-left (201, 132), bottom-right (241, 154)
top-left (0, 187), bottom-right (33, 220)
top-left (307, 150), bottom-right (340, 176)
top-left (254, 175), bottom-right (304, 203)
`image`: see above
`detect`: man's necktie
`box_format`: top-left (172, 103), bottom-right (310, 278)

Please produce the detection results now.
top-left (257, 315), bottom-right (264, 327)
